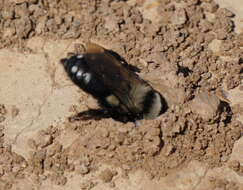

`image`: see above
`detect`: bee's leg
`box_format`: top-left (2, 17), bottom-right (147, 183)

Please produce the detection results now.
top-left (106, 50), bottom-right (128, 65)
top-left (68, 111), bottom-right (92, 122)
top-left (107, 50), bottom-right (140, 73)
top-left (68, 114), bottom-right (82, 122)
top-left (68, 108), bottom-right (110, 122)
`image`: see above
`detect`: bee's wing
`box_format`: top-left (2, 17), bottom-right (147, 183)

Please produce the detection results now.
top-left (84, 43), bottom-right (151, 114)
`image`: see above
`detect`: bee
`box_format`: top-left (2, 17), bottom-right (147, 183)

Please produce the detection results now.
top-left (60, 42), bottom-right (167, 123)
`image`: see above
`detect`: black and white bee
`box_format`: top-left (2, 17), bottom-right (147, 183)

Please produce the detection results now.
top-left (60, 43), bottom-right (167, 123)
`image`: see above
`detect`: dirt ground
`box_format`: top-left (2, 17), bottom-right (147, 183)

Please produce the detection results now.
top-left (0, 0), bottom-right (243, 189)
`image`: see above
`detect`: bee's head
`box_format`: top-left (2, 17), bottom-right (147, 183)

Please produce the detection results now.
top-left (60, 54), bottom-right (85, 75)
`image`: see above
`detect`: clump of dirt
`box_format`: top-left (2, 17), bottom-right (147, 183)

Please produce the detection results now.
top-left (0, 104), bottom-right (7, 123)
top-left (0, 0), bottom-right (243, 187)
top-left (161, 107), bottom-right (242, 169)
top-left (65, 118), bottom-right (163, 175)
top-left (228, 160), bottom-right (243, 176)
top-left (26, 126), bottom-right (68, 185)
top-left (0, 143), bottom-right (27, 189)
top-left (99, 169), bottom-right (117, 183)
top-left (209, 177), bottom-right (241, 190)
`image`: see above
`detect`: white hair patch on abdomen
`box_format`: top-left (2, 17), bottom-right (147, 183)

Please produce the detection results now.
top-left (71, 65), bottom-right (78, 73)
top-left (144, 92), bottom-right (162, 120)
top-left (76, 54), bottom-right (84, 59)
top-left (83, 73), bottom-right (92, 84)
top-left (76, 69), bottom-right (84, 79)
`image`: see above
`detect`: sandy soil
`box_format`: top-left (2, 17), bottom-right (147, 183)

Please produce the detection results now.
top-left (0, 0), bottom-right (243, 189)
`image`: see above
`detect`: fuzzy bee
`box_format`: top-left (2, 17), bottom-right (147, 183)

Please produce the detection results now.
top-left (60, 42), bottom-right (167, 123)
